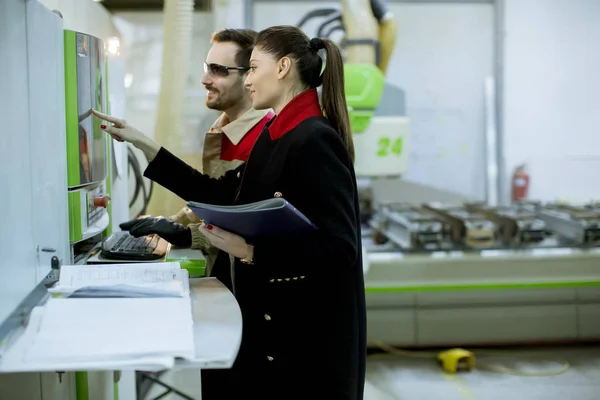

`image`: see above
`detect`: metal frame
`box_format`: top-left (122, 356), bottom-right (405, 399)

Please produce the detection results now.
top-left (244, 0), bottom-right (507, 206)
top-left (493, 0), bottom-right (507, 205)
top-left (137, 372), bottom-right (195, 400)
top-left (243, 0), bottom-right (254, 31)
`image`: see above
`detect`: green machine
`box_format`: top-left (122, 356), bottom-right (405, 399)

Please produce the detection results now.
top-left (297, 6), bottom-right (409, 174)
top-left (63, 30), bottom-right (113, 251)
top-left (296, 7), bottom-right (386, 135)
top-left (297, 2), bottom-right (410, 223)
top-left (344, 64), bottom-right (385, 133)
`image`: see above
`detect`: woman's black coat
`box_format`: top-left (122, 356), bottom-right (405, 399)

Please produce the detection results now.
top-left (144, 89), bottom-right (367, 400)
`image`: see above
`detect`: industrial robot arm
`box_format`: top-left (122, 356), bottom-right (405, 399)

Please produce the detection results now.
top-left (368, 0), bottom-right (398, 74)
top-left (295, 0), bottom-right (397, 134)
top-left (296, 0), bottom-right (397, 74)
top-left (340, 0), bottom-right (379, 64)
top-left (338, 0), bottom-right (398, 74)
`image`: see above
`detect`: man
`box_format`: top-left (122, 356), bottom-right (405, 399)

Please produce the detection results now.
top-left (121, 28), bottom-right (273, 281)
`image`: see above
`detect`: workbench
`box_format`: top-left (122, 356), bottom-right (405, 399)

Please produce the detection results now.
top-left (364, 247), bottom-right (600, 347)
top-left (0, 277), bottom-right (242, 399)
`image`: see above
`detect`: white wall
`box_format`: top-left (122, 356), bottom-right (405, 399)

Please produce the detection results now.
top-left (108, 56), bottom-right (131, 226)
top-left (213, 0), bottom-right (246, 29)
top-left (39, 0), bottom-right (119, 39)
top-left (503, 0), bottom-right (600, 202)
top-left (254, 1), bottom-right (495, 201)
top-left (254, 0), bottom-right (599, 203)
top-left (112, 12), bottom-right (223, 216)
top-left (113, 12), bottom-right (220, 152)
top-left (104, 1), bottom-right (600, 204)
top-left (112, 0), bottom-right (247, 147)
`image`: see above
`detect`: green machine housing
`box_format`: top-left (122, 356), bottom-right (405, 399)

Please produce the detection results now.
top-left (344, 64), bottom-right (385, 133)
top-left (64, 30), bottom-right (113, 244)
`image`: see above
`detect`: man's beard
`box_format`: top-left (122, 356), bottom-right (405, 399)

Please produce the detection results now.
top-left (205, 87), bottom-right (224, 111)
top-left (206, 99), bottom-right (223, 111)
top-left (207, 96), bottom-right (238, 111)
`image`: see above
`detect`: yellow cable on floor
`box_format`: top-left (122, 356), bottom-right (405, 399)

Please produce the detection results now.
top-left (442, 373), bottom-right (476, 400)
top-left (370, 340), bottom-right (571, 377)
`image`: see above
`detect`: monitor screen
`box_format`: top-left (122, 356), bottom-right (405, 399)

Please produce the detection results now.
top-left (75, 33), bottom-right (107, 185)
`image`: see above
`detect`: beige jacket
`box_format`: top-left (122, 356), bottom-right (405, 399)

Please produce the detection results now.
top-left (170, 108), bottom-right (270, 275)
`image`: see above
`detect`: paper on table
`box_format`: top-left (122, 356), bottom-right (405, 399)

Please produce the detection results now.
top-left (49, 263), bottom-right (189, 298)
top-left (68, 283), bottom-right (183, 298)
top-left (0, 308), bottom-right (176, 373)
top-left (57, 263), bottom-right (180, 286)
top-left (25, 297), bottom-right (196, 364)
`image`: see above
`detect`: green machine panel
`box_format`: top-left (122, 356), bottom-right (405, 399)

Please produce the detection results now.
top-left (104, 55), bottom-right (113, 237)
top-left (64, 30), bottom-right (109, 189)
top-left (68, 183), bottom-right (109, 243)
top-left (344, 64), bottom-right (385, 133)
top-left (64, 30), bottom-right (111, 243)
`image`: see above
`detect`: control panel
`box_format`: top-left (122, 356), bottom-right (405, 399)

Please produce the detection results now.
top-left (86, 184), bottom-right (109, 226)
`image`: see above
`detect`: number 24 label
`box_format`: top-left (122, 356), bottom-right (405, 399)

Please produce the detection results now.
top-left (377, 137), bottom-right (403, 157)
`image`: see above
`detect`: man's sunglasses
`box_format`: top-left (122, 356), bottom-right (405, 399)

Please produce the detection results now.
top-left (204, 62), bottom-right (250, 77)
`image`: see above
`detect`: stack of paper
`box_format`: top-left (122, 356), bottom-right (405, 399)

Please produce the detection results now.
top-left (48, 262), bottom-right (189, 298)
top-left (0, 262), bottom-right (197, 371)
top-left (0, 307), bottom-right (178, 372)
top-left (24, 297), bottom-right (196, 364)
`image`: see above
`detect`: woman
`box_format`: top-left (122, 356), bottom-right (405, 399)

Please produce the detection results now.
top-left (94, 25), bottom-right (366, 400)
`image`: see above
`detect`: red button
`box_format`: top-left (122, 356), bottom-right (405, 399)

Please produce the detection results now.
top-left (93, 196), bottom-right (109, 208)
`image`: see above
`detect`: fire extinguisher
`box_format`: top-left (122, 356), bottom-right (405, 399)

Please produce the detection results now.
top-left (511, 164), bottom-right (530, 202)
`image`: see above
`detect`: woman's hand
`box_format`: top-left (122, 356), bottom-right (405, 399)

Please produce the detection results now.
top-left (92, 110), bottom-right (160, 161)
top-left (198, 224), bottom-right (252, 260)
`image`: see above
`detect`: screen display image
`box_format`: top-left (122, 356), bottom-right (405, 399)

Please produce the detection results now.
top-left (76, 33), bottom-right (107, 185)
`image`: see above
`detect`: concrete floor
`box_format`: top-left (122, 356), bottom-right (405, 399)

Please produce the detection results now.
top-left (149, 345), bottom-right (600, 399)
top-left (366, 345), bottom-right (600, 400)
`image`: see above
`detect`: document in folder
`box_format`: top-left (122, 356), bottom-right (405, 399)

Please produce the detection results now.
top-left (186, 198), bottom-right (317, 239)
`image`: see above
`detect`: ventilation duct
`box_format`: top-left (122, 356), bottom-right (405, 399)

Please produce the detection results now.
top-left (147, 0), bottom-right (195, 216)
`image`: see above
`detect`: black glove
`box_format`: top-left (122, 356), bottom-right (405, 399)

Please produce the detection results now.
top-left (119, 217), bottom-right (146, 231)
top-left (123, 217), bottom-right (192, 248)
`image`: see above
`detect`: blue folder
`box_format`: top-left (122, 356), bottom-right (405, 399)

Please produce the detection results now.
top-left (186, 198), bottom-right (317, 240)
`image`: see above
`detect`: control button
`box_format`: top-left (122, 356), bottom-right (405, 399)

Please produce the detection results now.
top-left (267, 356), bottom-right (274, 361)
top-left (93, 196), bottom-right (109, 208)
top-left (264, 314), bottom-right (271, 321)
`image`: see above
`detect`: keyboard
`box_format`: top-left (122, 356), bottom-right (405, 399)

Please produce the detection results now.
top-left (101, 231), bottom-right (168, 261)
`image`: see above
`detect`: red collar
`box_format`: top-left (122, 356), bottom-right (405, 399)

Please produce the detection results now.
top-left (268, 89), bottom-right (322, 140)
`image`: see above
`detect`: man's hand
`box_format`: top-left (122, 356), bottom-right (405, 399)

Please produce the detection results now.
top-left (123, 217), bottom-right (192, 248)
top-left (119, 217), bottom-right (148, 231)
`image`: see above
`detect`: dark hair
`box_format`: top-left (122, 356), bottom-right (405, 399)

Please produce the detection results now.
top-left (255, 26), bottom-right (354, 162)
top-left (211, 28), bottom-right (257, 68)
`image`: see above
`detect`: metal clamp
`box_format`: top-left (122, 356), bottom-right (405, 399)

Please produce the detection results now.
top-left (340, 38), bottom-right (382, 66)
